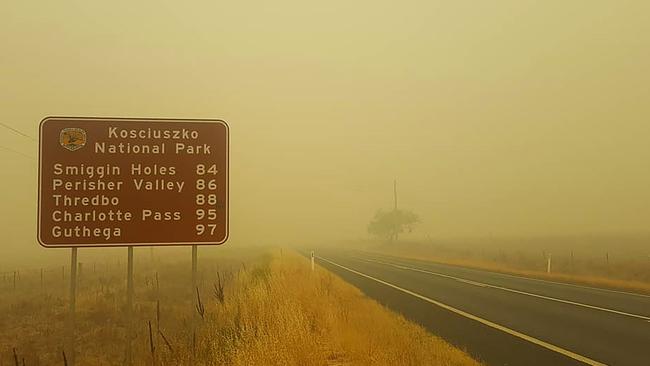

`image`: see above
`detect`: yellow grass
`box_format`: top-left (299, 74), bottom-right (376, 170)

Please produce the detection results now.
top-left (372, 247), bottom-right (650, 295)
top-left (0, 248), bottom-right (481, 365)
top-left (222, 250), bottom-right (481, 366)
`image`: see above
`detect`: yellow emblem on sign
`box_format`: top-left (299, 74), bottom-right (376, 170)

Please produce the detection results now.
top-left (59, 128), bottom-right (86, 151)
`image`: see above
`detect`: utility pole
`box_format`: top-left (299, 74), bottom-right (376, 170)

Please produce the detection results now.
top-left (392, 179), bottom-right (398, 242)
top-left (393, 179), bottom-right (398, 211)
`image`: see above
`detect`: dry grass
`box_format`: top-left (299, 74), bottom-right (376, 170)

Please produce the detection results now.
top-left (0, 248), bottom-right (481, 366)
top-left (221, 251), bottom-right (481, 366)
top-left (382, 252), bottom-right (650, 295)
top-left (369, 241), bottom-right (650, 295)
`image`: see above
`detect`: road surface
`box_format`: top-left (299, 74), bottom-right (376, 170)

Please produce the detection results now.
top-left (313, 250), bottom-right (650, 366)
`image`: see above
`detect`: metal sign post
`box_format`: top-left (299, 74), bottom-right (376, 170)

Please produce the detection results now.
top-left (66, 247), bottom-right (78, 366)
top-left (126, 246), bottom-right (134, 365)
top-left (37, 116), bottom-right (230, 364)
top-left (191, 244), bottom-right (198, 359)
top-left (192, 245), bottom-right (198, 291)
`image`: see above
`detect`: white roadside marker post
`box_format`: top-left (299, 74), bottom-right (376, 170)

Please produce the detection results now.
top-left (547, 253), bottom-right (552, 274)
top-left (311, 251), bottom-right (315, 271)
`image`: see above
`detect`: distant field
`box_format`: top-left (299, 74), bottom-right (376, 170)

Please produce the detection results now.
top-left (0, 247), bottom-right (480, 366)
top-left (360, 237), bottom-right (650, 294)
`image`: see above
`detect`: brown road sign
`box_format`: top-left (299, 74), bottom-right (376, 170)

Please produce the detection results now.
top-left (38, 117), bottom-right (229, 247)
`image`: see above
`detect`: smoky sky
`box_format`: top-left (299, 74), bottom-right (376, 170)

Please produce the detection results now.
top-left (1, 1), bottom-right (650, 265)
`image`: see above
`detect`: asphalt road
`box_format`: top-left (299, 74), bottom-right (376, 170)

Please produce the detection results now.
top-left (313, 250), bottom-right (650, 366)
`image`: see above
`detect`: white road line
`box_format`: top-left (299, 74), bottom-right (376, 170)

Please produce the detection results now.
top-left (318, 256), bottom-right (608, 366)
top-left (361, 252), bottom-right (650, 299)
top-left (454, 278), bottom-right (488, 287)
top-left (357, 257), bottom-right (650, 322)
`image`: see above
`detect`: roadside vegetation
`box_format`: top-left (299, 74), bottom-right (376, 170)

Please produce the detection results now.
top-left (368, 209), bottom-right (419, 242)
top-left (0, 247), bottom-right (481, 366)
top-left (363, 239), bottom-right (650, 295)
top-left (363, 185), bottom-right (650, 294)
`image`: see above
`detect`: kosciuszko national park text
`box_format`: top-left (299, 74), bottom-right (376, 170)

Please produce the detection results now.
top-left (38, 117), bottom-right (229, 248)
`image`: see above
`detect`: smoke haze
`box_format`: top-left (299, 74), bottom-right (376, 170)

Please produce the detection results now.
top-left (2, 1), bottom-right (649, 265)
